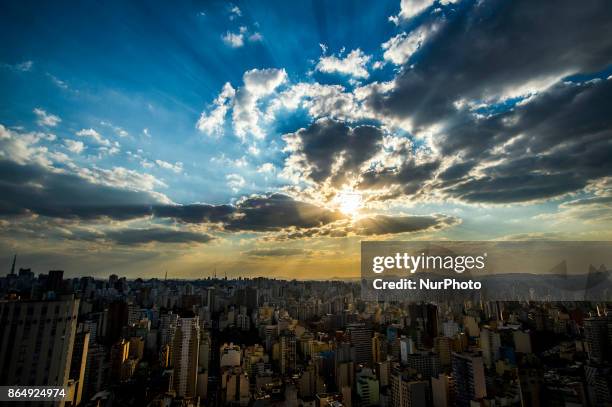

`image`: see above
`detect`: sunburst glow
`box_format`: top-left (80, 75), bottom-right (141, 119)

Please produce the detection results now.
top-left (336, 191), bottom-right (363, 215)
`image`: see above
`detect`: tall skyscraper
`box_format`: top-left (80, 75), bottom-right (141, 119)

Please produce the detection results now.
top-left (584, 317), bottom-right (609, 363)
top-left (347, 323), bottom-right (372, 366)
top-left (479, 327), bottom-right (501, 368)
top-left (0, 296), bottom-right (79, 407)
top-left (279, 331), bottom-right (296, 374)
top-left (172, 317), bottom-right (200, 398)
top-left (390, 369), bottom-right (428, 407)
top-left (452, 352), bottom-right (487, 407)
top-left (69, 329), bottom-right (90, 406)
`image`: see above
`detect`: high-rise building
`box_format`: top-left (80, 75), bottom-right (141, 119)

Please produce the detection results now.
top-left (451, 352), bottom-right (487, 407)
top-left (0, 297), bottom-right (79, 407)
top-left (372, 332), bottom-right (387, 363)
top-left (399, 336), bottom-right (415, 364)
top-left (159, 311), bottom-right (179, 347)
top-left (584, 317), bottom-right (609, 363)
top-left (105, 300), bottom-right (128, 344)
top-left (480, 327), bottom-right (501, 368)
top-left (390, 369), bottom-right (428, 407)
top-left (431, 373), bottom-right (452, 407)
top-left (434, 336), bottom-right (452, 367)
top-left (69, 329), bottom-right (90, 406)
top-left (220, 343), bottom-right (242, 368)
top-left (513, 330), bottom-right (532, 354)
top-left (347, 323), bottom-right (372, 365)
top-left (406, 351), bottom-right (441, 379)
top-left (356, 368), bottom-right (380, 406)
top-left (279, 331), bottom-right (296, 374)
top-left (584, 364), bottom-right (612, 407)
top-left (172, 317), bottom-right (200, 398)
top-left (110, 339), bottom-right (130, 381)
top-left (83, 342), bottom-right (107, 400)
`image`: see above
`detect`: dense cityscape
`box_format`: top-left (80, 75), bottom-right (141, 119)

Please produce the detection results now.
top-left (1, 258), bottom-right (611, 407)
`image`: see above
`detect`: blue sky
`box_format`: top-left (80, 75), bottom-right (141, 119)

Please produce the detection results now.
top-left (1, 0), bottom-right (401, 203)
top-left (1, 0), bottom-right (611, 278)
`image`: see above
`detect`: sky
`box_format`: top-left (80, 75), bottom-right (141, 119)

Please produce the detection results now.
top-left (1, 0), bottom-right (611, 279)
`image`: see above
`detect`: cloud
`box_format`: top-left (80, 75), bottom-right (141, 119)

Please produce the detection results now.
top-left (368, 0), bottom-right (612, 130)
top-left (248, 32), bottom-right (263, 42)
top-left (196, 82), bottom-right (235, 136)
top-left (64, 140), bottom-right (85, 154)
top-left (226, 173), bottom-right (246, 192)
top-left (0, 159), bottom-right (167, 220)
top-left (222, 30), bottom-right (244, 48)
top-left (282, 118), bottom-right (384, 188)
top-left (390, 0), bottom-right (435, 23)
top-left (316, 48), bottom-right (371, 79)
top-left (33, 108), bottom-right (61, 127)
top-left (229, 5), bottom-right (242, 20)
top-left (2, 60), bottom-right (33, 72)
top-left (76, 128), bottom-right (111, 146)
top-left (257, 163), bottom-right (275, 173)
top-left (232, 68), bottom-right (287, 139)
top-left (351, 214), bottom-right (459, 235)
top-left (222, 24), bottom-right (261, 48)
top-left (104, 228), bottom-right (213, 245)
top-left (100, 121), bottom-right (128, 137)
top-left (154, 193), bottom-right (345, 233)
top-left (0, 124), bottom-right (56, 167)
top-left (245, 248), bottom-right (311, 257)
top-left (155, 159), bottom-right (183, 174)
top-left (436, 79), bottom-right (612, 203)
top-left (382, 24), bottom-right (437, 65)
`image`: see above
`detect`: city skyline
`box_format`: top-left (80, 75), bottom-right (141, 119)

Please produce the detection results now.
top-left (1, 0), bottom-right (612, 279)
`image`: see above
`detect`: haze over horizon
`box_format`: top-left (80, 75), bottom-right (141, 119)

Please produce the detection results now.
top-left (1, 0), bottom-right (612, 279)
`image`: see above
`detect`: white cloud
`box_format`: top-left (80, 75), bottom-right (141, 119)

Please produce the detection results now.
top-left (233, 68), bottom-right (287, 139)
top-left (196, 82), bottom-right (235, 136)
top-left (391, 0), bottom-right (434, 23)
top-left (0, 124), bottom-right (56, 167)
top-left (64, 140), bottom-right (85, 154)
top-left (100, 121), bottom-right (128, 137)
top-left (143, 128), bottom-right (151, 138)
top-left (223, 25), bottom-right (261, 48)
top-left (76, 128), bottom-right (111, 146)
top-left (229, 5), bottom-right (242, 19)
top-left (33, 108), bottom-right (61, 127)
top-left (77, 165), bottom-right (168, 194)
top-left (257, 163), bottom-right (275, 173)
top-left (155, 159), bottom-right (184, 174)
top-left (47, 74), bottom-right (68, 89)
top-left (226, 173), bottom-right (246, 191)
top-left (222, 31), bottom-right (244, 48)
top-left (382, 24), bottom-right (436, 65)
top-left (249, 32), bottom-right (263, 42)
top-left (3, 60), bottom-right (33, 72)
top-left (316, 48), bottom-right (371, 79)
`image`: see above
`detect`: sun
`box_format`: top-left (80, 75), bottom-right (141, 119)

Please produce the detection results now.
top-left (336, 191), bottom-right (363, 216)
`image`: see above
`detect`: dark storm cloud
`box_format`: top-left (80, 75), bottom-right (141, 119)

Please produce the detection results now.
top-left (285, 118), bottom-right (384, 186)
top-left (0, 160), bottom-right (345, 233)
top-left (367, 0), bottom-right (612, 128)
top-left (352, 214), bottom-right (459, 235)
top-left (153, 203), bottom-right (234, 224)
top-left (104, 228), bottom-right (213, 245)
top-left (0, 160), bottom-right (157, 219)
top-left (439, 79), bottom-right (612, 203)
top-left (357, 160), bottom-right (440, 197)
top-left (272, 213), bottom-right (459, 240)
top-left (224, 193), bottom-right (345, 231)
top-left (158, 194), bottom-right (346, 231)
